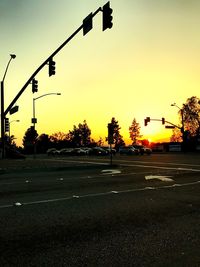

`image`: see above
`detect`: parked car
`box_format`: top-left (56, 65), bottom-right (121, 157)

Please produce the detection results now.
top-left (119, 146), bottom-right (139, 155)
top-left (132, 145), bottom-right (152, 155)
top-left (89, 147), bottom-right (108, 156)
top-left (72, 148), bottom-right (88, 156)
top-left (102, 146), bottom-right (116, 155)
top-left (59, 148), bottom-right (74, 156)
top-left (46, 148), bottom-right (60, 156)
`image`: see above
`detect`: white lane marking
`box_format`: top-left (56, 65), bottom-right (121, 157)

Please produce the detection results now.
top-left (14, 202), bottom-right (22, 206)
top-left (48, 158), bottom-right (109, 166)
top-left (47, 158), bottom-right (200, 172)
top-left (101, 169), bottom-right (121, 175)
top-left (0, 204), bottom-right (13, 208)
top-left (145, 175), bottom-right (174, 182)
top-left (1, 180), bottom-right (200, 209)
top-left (121, 163), bottom-right (200, 172)
top-left (144, 186), bottom-right (155, 190)
top-left (115, 159), bottom-right (200, 168)
top-left (0, 180), bottom-right (31, 185)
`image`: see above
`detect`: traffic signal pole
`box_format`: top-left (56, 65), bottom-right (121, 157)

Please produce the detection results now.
top-left (1, 81), bottom-right (5, 158)
top-left (4, 6), bottom-right (103, 117)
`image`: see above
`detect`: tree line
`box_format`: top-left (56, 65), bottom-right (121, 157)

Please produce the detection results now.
top-left (5, 96), bottom-right (200, 154)
top-left (170, 96), bottom-right (200, 151)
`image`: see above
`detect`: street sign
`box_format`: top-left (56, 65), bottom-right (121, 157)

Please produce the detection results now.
top-left (9, 105), bottom-right (19, 115)
top-left (165, 125), bottom-right (175, 129)
top-left (32, 118), bottom-right (37, 124)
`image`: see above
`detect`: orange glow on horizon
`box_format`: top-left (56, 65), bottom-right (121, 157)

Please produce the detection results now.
top-left (1, 1), bottom-right (199, 147)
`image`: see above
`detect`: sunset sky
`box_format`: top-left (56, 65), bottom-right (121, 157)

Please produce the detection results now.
top-left (1, 0), bottom-right (200, 146)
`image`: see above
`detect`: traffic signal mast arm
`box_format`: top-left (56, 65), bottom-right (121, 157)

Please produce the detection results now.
top-left (146, 118), bottom-right (181, 129)
top-left (164, 120), bottom-right (181, 129)
top-left (4, 6), bottom-right (103, 116)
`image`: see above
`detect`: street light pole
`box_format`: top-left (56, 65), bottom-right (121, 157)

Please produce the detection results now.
top-left (1, 54), bottom-right (16, 159)
top-left (171, 102), bottom-right (187, 151)
top-left (32, 93), bottom-right (61, 158)
top-left (32, 93), bottom-right (61, 128)
top-left (9, 120), bottom-right (20, 139)
top-left (171, 103), bottom-right (184, 134)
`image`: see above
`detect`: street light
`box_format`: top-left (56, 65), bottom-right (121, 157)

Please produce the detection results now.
top-left (9, 120), bottom-right (20, 139)
top-left (1, 54), bottom-right (16, 158)
top-left (32, 93), bottom-right (61, 128)
top-left (32, 93), bottom-right (61, 158)
top-left (171, 102), bottom-right (184, 133)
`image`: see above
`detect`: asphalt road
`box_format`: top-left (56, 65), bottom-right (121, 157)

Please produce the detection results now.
top-left (0, 153), bottom-right (200, 266)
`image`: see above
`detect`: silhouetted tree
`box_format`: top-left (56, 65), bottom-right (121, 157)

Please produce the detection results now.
top-left (68, 126), bottom-right (82, 147)
top-left (96, 137), bottom-right (104, 147)
top-left (181, 96), bottom-right (200, 137)
top-left (170, 127), bottom-right (182, 142)
top-left (23, 127), bottom-right (38, 154)
top-left (68, 120), bottom-right (92, 147)
top-left (109, 117), bottom-right (125, 150)
top-left (140, 139), bottom-right (150, 147)
top-left (36, 134), bottom-right (50, 153)
top-left (50, 132), bottom-right (69, 149)
top-left (79, 120), bottom-right (91, 146)
top-left (6, 134), bottom-right (16, 146)
top-left (129, 118), bottom-right (142, 145)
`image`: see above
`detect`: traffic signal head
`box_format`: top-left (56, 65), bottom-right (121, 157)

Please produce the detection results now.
top-left (102, 1), bottom-right (113, 31)
top-left (32, 79), bottom-right (38, 93)
top-left (5, 118), bottom-right (9, 132)
top-left (49, 58), bottom-right (56, 76)
top-left (162, 117), bottom-right (165, 124)
top-left (83, 12), bottom-right (93, 36)
top-left (144, 119), bottom-right (148, 126)
top-left (146, 117), bottom-right (150, 122)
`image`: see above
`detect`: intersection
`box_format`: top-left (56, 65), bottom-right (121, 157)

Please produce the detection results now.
top-left (0, 153), bottom-right (200, 266)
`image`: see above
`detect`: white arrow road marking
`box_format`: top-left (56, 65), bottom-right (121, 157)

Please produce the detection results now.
top-left (145, 175), bottom-right (174, 182)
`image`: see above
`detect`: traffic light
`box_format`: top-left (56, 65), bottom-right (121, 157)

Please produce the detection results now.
top-left (102, 1), bottom-right (113, 31)
top-left (162, 117), bottom-right (165, 124)
top-left (32, 79), bottom-right (38, 93)
top-left (48, 58), bottom-right (56, 76)
top-left (108, 123), bottom-right (114, 144)
top-left (5, 118), bottom-right (9, 132)
top-left (83, 13), bottom-right (93, 36)
top-left (146, 117), bottom-right (150, 123)
top-left (144, 117), bottom-right (150, 126)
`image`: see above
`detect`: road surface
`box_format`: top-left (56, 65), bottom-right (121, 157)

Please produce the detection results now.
top-left (0, 153), bottom-right (200, 266)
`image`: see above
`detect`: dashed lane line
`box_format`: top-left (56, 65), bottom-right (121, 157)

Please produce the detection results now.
top-left (1, 180), bottom-right (200, 209)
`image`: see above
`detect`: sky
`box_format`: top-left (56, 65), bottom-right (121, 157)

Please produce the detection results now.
top-left (1, 0), bottom-right (200, 146)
